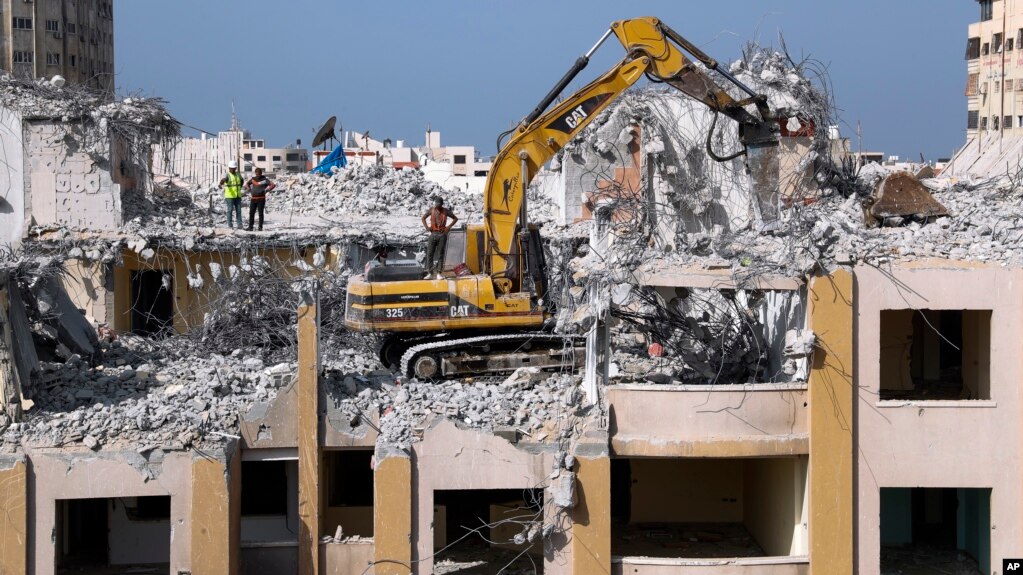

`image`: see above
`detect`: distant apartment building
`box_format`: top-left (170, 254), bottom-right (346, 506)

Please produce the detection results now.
top-left (965, 0), bottom-right (1023, 136)
top-left (0, 0), bottom-right (114, 93)
top-left (242, 136), bottom-right (309, 175)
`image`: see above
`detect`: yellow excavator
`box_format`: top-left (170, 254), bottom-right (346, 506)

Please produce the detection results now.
top-left (345, 17), bottom-right (781, 379)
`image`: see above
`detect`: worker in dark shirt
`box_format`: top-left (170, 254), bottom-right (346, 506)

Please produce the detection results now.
top-left (244, 168), bottom-right (276, 231)
top-left (421, 196), bottom-right (458, 278)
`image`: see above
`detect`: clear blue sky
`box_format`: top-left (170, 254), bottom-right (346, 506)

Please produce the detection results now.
top-left (115, 1), bottom-right (975, 161)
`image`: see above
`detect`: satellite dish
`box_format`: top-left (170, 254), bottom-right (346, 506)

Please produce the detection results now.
top-left (312, 116), bottom-right (337, 149)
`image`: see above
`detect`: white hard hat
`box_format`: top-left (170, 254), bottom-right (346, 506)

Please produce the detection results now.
top-left (228, 160), bottom-right (238, 169)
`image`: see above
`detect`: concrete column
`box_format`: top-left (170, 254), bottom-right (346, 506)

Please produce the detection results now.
top-left (297, 291), bottom-right (321, 575)
top-left (373, 448), bottom-right (412, 575)
top-left (0, 455), bottom-right (27, 575)
top-left (571, 435), bottom-right (610, 575)
top-left (807, 270), bottom-right (854, 575)
top-left (190, 446), bottom-right (240, 575)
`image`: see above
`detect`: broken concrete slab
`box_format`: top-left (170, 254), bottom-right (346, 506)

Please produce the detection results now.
top-left (866, 172), bottom-right (949, 227)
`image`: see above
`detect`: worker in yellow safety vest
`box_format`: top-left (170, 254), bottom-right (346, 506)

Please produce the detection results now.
top-left (218, 160), bottom-right (244, 229)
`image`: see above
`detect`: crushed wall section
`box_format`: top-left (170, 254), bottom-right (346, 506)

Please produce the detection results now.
top-left (25, 121), bottom-right (123, 231)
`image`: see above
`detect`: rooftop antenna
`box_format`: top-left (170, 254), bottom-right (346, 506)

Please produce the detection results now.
top-left (230, 101), bottom-right (242, 132)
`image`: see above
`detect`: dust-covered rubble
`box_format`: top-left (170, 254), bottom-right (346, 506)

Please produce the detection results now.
top-left (325, 366), bottom-right (587, 449)
top-left (3, 334), bottom-right (296, 451)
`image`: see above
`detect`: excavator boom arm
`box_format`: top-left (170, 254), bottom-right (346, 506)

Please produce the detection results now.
top-left (482, 17), bottom-right (777, 280)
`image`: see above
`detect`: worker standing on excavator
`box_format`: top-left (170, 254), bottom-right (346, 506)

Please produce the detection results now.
top-left (421, 196), bottom-right (458, 279)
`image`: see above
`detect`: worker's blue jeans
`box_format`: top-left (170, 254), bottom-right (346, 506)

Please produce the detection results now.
top-left (225, 197), bottom-right (242, 229)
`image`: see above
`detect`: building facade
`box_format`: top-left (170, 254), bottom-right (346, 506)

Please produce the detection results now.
top-left (242, 137), bottom-right (309, 175)
top-left (0, 0), bottom-right (114, 92)
top-left (966, 0), bottom-right (1023, 136)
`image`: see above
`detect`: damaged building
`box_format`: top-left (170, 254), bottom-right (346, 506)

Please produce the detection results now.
top-left (0, 25), bottom-right (1015, 575)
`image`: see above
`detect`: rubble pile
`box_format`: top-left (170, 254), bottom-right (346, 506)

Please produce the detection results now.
top-left (326, 367), bottom-right (586, 448)
top-left (264, 163), bottom-right (559, 225)
top-left (2, 335), bottom-right (295, 451)
top-left (0, 75), bottom-right (176, 129)
top-left (267, 164), bottom-right (482, 219)
top-left (0, 75), bottom-right (180, 153)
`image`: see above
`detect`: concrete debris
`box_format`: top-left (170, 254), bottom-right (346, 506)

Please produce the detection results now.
top-left (0, 75), bottom-right (178, 139)
top-left (784, 329), bottom-right (816, 357)
top-left (28, 275), bottom-right (99, 359)
top-left (3, 333), bottom-right (297, 451)
top-left (548, 470), bottom-right (576, 509)
top-left (325, 369), bottom-right (586, 449)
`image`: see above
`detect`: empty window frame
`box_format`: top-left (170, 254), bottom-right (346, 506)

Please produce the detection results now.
top-left (433, 489), bottom-right (544, 567)
top-left (453, 155), bottom-right (467, 165)
top-left (611, 457), bottom-right (808, 559)
top-left (12, 51), bottom-right (33, 64)
top-left (968, 110), bottom-right (979, 130)
top-left (65, 21), bottom-right (77, 34)
top-left (56, 497), bottom-right (171, 570)
top-left (45, 19), bottom-right (59, 32)
top-left (241, 460), bottom-right (288, 516)
top-left (324, 450), bottom-right (375, 538)
top-left (981, 116), bottom-right (989, 130)
top-left (46, 53), bottom-right (60, 66)
top-left (1008, 38), bottom-right (1016, 51)
top-left (993, 33), bottom-right (1004, 52)
top-left (1007, 80), bottom-right (1015, 93)
top-left (239, 459), bottom-right (298, 547)
top-left (257, 155), bottom-right (266, 162)
top-left (983, 42), bottom-right (990, 56)
top-left (1006, 115), bottom-right (1014, 129)
top-left (994, 115), bottom-right (1001, 130)
top-left (880, 488), bottom-right (990, 574)
top-left (12, 17), bottom-right (33, 30)
top-left (327, 450), bottom-right (374, 507)
top-left (879, 310), bottom-right (991, 400)
top-left (130, 270), bottom-right (174, 337)
top-left (966, 37), bottom-right (981, 60)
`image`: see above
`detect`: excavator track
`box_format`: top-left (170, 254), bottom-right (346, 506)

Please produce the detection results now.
top-left (399, 332), bottom-right (585, 380)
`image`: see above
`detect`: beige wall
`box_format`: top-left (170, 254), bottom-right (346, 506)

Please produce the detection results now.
top-left (62, 258), bottom-right (112, 325)
top-left (608, 384), bottom-right (809, 457)
top-left (743, 457), bottom-right (808, 557)
top-left (28, 448), bottom-right (194, 574)
top-left (322, 542), bottom-right (374, 574)
top-left (855, 263), bottom-right (1023, 574)
top-left (629, 458), bottom-right (743, 524)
